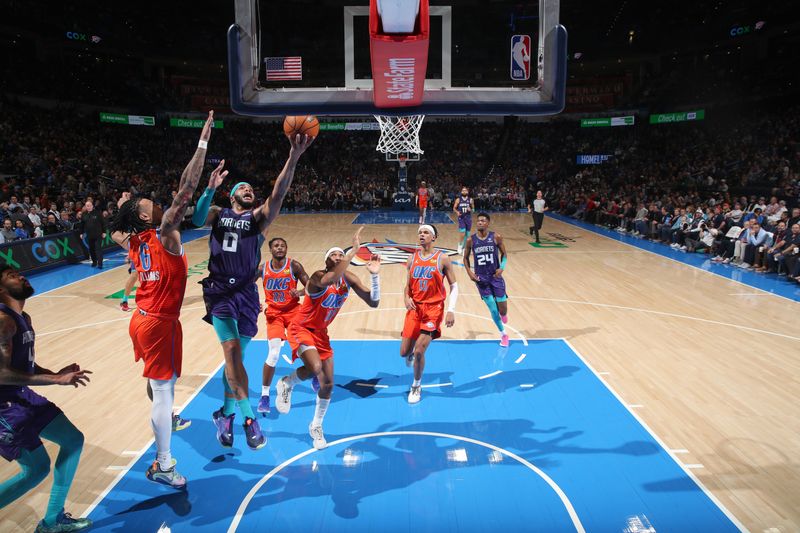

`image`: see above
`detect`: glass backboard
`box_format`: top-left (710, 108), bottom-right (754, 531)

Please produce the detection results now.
top-left (228, 0), bottom-right (566, 116)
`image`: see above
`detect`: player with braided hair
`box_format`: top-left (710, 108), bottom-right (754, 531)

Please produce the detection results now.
top-left (109, 111), bottom-right (218, 490)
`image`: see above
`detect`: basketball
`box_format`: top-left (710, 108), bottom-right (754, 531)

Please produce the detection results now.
top-left (283, 115), bottom-right (320, 139)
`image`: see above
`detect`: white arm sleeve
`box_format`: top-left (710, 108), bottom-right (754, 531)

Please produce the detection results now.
top-left (370, 273), bottom-right (381, 301)
top-left (447, 282), bottom-right (459, 313)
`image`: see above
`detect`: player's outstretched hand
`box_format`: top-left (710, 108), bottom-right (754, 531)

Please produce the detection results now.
top-left (366, 253), bottom-right (381, 274)
top-left (350, 226), bottom-right (364, 256)
top-left (445, 311), bottom-right (455, 327)
top-left (117, 191), bottom-right (132, 208)
top-left (289, 133), bottom-right (314, 159)
top-left (208, 159), bottom-right (228, 189)
top-left (55, 369), bottom-right (92, 388)
top-left (199, 110), bottom-right (214, 143)
top-left (56, 363), bottom-right (81, 375)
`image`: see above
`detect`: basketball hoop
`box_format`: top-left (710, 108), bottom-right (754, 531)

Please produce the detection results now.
top-left (374, 114), bottom-right (425, 155)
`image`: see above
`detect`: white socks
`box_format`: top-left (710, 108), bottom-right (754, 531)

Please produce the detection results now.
top-left (149, 377), bottom-right (176, 470)
top-left (312, 396), bottom-right (330, 427)
top-left (261, 386), bottom-right (270, 397)
top-left (412, 378), bottom-right (421, 387)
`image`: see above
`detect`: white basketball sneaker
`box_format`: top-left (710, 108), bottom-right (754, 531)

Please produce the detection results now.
top-left (309, 423), bottom-right (327, 450)
top-left (275, 377), bottom-right (293, 414)
top-left (408, 385), bottom-right (422, 404)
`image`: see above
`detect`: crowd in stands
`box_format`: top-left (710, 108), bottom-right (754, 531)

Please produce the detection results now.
top-left (1, 93), bottom-right (799, 283)
top-left (548, 105), bottom-right (800, 282)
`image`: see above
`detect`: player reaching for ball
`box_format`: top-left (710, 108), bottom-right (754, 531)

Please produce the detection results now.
top-left (191, 130), bottom-right (314, 451)
top-left (283, 115), bottom-right (320, 139)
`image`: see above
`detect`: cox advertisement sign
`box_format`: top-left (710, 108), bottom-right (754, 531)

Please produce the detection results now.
top-left (0, 232), bottom-right (86, 273)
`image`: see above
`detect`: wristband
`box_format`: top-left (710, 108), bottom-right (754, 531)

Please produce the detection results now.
top-left (370, 273), bottom-right (380, 301)
top-left (198, 140), bottom-right (208, 149)
top-left (500, 256), bottom-right (507, 269)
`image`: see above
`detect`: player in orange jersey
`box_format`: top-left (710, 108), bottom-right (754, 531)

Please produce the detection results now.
top-left (417, 180), bottom-right (429, 224)
top-left (401, 224), bottom-right (459, 404)
top-left (109, 111), bottom-right (218, 489)
top-left (257, 237), bottom-right (309, 414)
top-left (275, 227), bottom-right (381, 449)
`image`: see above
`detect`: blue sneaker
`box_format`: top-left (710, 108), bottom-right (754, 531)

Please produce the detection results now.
top-left (257, 395), bottom-right (271, 413)
top-left (172, 414), bottom-right (191, 432)
top-left (146, 460), bottom-right (187, 490)
top-left (311, 376), bottom-right (320, 393)
top-left (212, 408), bottom-right (235, 447)
top-left (243, 417), bottom-right (267, 450)
top-left (35, 510), bottom-right (92, 533)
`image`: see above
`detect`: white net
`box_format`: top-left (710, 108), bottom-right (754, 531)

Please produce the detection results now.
top-left (374, 115), bottom-right (425, 155)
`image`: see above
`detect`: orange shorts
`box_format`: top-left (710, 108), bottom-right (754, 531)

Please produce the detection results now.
top-left (402, 301), bottom-right (444, 340)
top-left (129, 311), bottom-right (183, 380)
top-left (287, 323), bottom-right (333, 362)
top-left (419, 199), bottom-right (428, 209)
top-left (265, 306), bottom-right (299, 340)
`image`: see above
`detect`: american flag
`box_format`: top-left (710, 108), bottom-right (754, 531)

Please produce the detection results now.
top-left (264, 56), bottom-right (302, 81)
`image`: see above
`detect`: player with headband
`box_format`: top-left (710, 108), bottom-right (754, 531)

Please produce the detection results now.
top-left (192, 133), bottom-right (313, 451)
top-left (401, 224), bottom-right (459, 404)
top-left (275, 227), bottom-right (381, 449)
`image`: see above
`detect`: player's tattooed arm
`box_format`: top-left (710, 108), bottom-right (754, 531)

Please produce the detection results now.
top-left (0, 316), bottom-right (91, 387)
top-left (257, 134), bottom-right (314, 235)
top-left (160, 111), bottom-right (214, 251)
top-left (163, 111), bottom-right (214, 227)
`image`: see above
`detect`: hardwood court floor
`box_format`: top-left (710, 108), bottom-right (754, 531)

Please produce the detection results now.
top-left (1, 212), bottom-right (798, 532)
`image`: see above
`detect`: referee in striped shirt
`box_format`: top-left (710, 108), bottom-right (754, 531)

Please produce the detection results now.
top-left (527, 190), bottom-right (548, 243)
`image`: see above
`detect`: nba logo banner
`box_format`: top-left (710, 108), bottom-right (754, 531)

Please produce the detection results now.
top-left (510, 35), bottom-right (531, 81)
